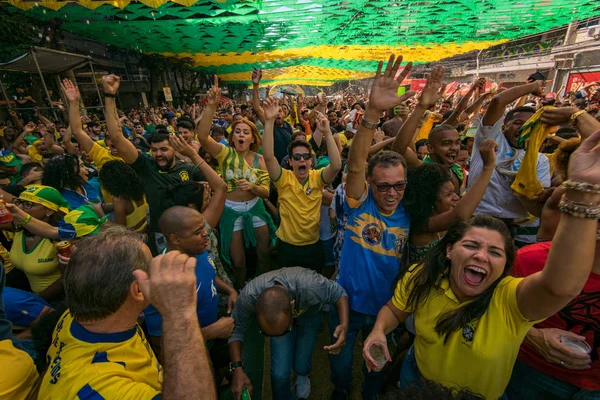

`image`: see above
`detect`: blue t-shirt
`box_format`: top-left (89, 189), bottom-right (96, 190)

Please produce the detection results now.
top-left (60, 177), bottom-right (103, 209)
top-left (336, 186), bottom-right (410, 316)
top-left (143, 252), bottom-right (218, 336)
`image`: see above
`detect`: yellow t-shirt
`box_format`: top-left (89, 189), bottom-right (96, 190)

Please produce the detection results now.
top-left (27, 145), bottom-right (43, 164)
top-left (39, 311), bottom-right (162, 400)
top-left (87, 142), bottom-right (123, 203)
top-left (415, 113), bottom-right (442, 142)
top-left (0, 339), bottom-right (39, 400)
top-left (10, 231), bottom-right (60, 294)
top-left (393, 265), bottom-right (535, 399)
top-left (273, 168), bottom-right (327, 245)
top-left (338, 133), bottom-right (348, 147)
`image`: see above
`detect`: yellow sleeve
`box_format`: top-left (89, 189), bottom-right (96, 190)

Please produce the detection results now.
top-left (273, 167), bottom-right (291, 188)
top-left (88, 142), bottom-right (113, 170)
top-left (27, 146), bottom-right (42, 163)
top-left (0, 340), bottom-right (39, 400)
top-left (314, 168), bottom-right (328, 189)
top-left (492, 276), bottom-right (538, 336)
top-left (81, 375), bottom-right (160, 400)
top-left (345, 182), bottom-right (369, 209)
top-left (214, 143), bottom-right (231, 165)
top-left (415, 114), bottom-right (438, 142)
top-left (391, 265), bottom-right (420, 313)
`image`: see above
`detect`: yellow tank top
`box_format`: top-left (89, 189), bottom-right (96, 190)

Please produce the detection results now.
top-left (126, 197), bottom-right (148, 233)
top-left (0, 243), bottom-right (13, 274)
top-left (9, 231), bottom-right (60, 293)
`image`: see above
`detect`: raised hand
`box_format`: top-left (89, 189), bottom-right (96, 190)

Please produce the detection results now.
top-left (262, 97), bottom-right (279, 120)
top-left (314, 111), bottom-right (331, 133)
top-left (567, 128), bottom-right (600, 185)
top-left (540, 107), bottom-right (580, 126)
top-left (169, 134), bottom-right (196, 159)
top-left (207, 77), bottom-right (221, 107)
top-left (419, 65), bottom-right (446, 109)
top-left (60, 78), bottom-right (81, 103)
top-left (102, 74), bottom-right (120, 95)
top-left (531, 80), bottom-right (544, 97)
top-left (252, 68), bottom-right (262, 85)
top-left (368, 54), bottom-right (415, 113)
top-left (479, 138), bottom-right (498, 167)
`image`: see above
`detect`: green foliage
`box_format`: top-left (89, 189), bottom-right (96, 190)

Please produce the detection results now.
top-left (0, 4), bottom-right (42, 63)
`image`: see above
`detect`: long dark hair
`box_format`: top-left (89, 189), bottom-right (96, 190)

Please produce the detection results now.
top-left (161, 181), bottom-right (206, 211)
top-left (42, 154), bottom-right (84, 190)
top-left (401, 215), bottom-right (515, 343)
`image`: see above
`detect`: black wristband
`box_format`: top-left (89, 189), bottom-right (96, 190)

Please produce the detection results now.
top-left (104, 93), bottom-right (117, 98)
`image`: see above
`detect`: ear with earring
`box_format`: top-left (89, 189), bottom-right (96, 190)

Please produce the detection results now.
top-left (446, 253), bottom-right (451, 260)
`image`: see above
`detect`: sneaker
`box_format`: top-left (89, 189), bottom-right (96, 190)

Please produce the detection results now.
top-left (331, 389), bottom-right (348, 400)
top-left (295, 375), bottom-right (311, 399)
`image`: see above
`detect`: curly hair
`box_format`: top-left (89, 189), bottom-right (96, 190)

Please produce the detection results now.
top-left (161, 181), bottom-right (205, 212)
top-left (98, 160), bottom-right (145, 201)
top-left (404, 163), bottom-right (452, 233)
top-left (42, 154), bottom-right (83, 190)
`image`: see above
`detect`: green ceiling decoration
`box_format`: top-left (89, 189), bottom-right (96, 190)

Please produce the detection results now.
top-left (4, 0), bottom-right (600, 85)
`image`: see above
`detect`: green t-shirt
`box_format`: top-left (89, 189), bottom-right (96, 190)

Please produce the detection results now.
top-left (130, 153), bottom-right (204, 233)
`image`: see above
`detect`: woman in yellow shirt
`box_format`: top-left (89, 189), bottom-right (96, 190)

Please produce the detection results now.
top-left (98, 160), bottom-right (148, 233)
top-left (8, 186), bottom-right (70, 302)
top-left (361, 129), bottom-right (600, 399)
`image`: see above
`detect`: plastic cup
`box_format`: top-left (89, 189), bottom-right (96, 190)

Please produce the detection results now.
top-left (368, 343), bottom-right (388, 372)
top-left (561, 335), bottom-right (591, 354)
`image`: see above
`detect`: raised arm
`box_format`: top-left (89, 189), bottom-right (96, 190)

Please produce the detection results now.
top-left (316, 113), bottom-right (342, 183)
top-left (445, 78), bottom-right (483, 126)
top-left (541, 106), bottom-right (600, 141)
top-left (483, 81), bottom-right (543, 126)
top-left (391, 65), bottom-right (445, 159)
top-left (261, 97), bottom-right (284, 180)
top-left (12, 124), bottom-right (33, 155)
top-left (251, 69), bottom-right (266, 125)
top-left (60, 79), bottom-right (95, 154)
top-left (133, 251), bottom-right (216, 400)
top-left (6, 203), bottom-right (59, 239)
top-left (195, 76), bottom-right (224, 158)
top-left (347, 55), bottom-right (414, 200)
top-left (427, 139), bottom-right (496, 232)
top-left (516, 129), bottom-right (600, 321)
top-left (102, 75), bottom-right (139, 164)
top-left (196, 157), bottom-right (227, 229)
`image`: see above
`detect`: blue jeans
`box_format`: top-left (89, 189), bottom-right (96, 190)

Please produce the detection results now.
top-left (507, 358), bottom-right (600, 400)
top-left (270, 311), bottom-right (322, 400)
top-left (328, 308), bottom-right (387, 399)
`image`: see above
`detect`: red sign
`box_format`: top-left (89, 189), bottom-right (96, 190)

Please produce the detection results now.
top-left (410, 79), bottom-right (427, 91)
top-left (566, 71), bottom-right (600, 93)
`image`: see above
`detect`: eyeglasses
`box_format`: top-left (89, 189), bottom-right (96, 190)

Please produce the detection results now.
top-left (373, 181), bottom-right (407, 192)
top-left (292, 153), bottom-right (311, 161)
top-left (259, 320), bottom-right (293, 338)
top-left (13, 199), bottom-right (35, 210)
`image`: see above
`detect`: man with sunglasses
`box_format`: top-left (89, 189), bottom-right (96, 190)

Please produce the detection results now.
top-left (228, 267), bottom-right (349, 400)
top-left (329, 54), bottom-right (414, 400)
top-left (262, 98), bottom-right (342, 272)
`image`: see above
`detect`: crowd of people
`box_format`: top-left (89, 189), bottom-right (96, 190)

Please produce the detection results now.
top-left (0, 51), bottom-right (599, 400)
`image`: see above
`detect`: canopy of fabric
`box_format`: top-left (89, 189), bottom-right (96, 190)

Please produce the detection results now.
top-left (3, 0), bottom-right (600, 85)
top-left (0, 46), bottom-right (90, 73)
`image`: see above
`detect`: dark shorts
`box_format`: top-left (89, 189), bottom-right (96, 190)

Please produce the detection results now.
top-left (277, 239), bottom-right (324, 273)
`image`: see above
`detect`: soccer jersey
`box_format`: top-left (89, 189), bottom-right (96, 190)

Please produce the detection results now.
top-left (38, 311), bottom-right (162, 400)
top-left (336, 185), bottom-right (410, 316)
top-left (0, 339), bottom-right (39, 400)
top-left (60, 177), bottom-right (103, 209)
top-left (214, 145), bottom-right (270, 194)
top-left (393, 265), bottom-right (536, 400)
top-left (273, 168), bottom-right (327, 246)
top-left (144, 251), bottom-right (218, 336)
top-left (10, 231), bottom-right (60, 294)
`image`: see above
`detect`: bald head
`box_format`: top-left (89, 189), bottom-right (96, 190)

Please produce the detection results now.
top-left (256, 286), bottom-right (293, 336)
top-left (159, 206), bottom-right (203, 241)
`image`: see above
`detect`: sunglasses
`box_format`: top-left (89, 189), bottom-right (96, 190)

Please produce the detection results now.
top-left (13, 199), bottom-right (36, 210)
top-left (373, 181), bottom-right (407, 192)
top-left (292, 153), bottom-right (311, 161)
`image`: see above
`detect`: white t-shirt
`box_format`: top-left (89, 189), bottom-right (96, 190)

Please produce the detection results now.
top-left (468, 117), bottom-right (550, 219)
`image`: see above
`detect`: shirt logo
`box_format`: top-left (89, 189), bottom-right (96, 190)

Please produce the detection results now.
top-left (179, 170), bottom-right (190, 181)
top-left (362, 222), bottom-right (383, 246)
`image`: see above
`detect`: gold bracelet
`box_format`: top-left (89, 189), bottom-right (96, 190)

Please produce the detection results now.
top-left (570, 110), bottom-right (586, 126)
top-left (15, 214), bottom-right (32, 229)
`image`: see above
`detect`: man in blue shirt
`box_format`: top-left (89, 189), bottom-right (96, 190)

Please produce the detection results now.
top-left (144, 206), bottom-right (237, 370)
top-left (328, 54), bottom-right (414, 400)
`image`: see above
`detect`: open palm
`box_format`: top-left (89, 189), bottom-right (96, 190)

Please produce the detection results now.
top-left (60, 78), bottom-right (80, 103)
top-left (263, 97), bottom-right (279, 120)
top-left (369, 55), bottom-right (414, 112)
top-left (419, 65), bottom-right (446, 108)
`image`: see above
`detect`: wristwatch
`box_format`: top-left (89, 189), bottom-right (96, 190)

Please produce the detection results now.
top-left (229, 361), bottom-right (244, 374)
top-left (360, 118), bottom-right (379, 130)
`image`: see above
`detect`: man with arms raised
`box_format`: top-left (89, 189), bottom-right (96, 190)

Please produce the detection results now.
top-left (38, 225), bottom-right (215, 399)
top-left (101, 75), bottom-right (204, 254)
top-left (262, 97), bottom-right (341, 272)
top-left (329, 54), bottom-right (414, 400)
